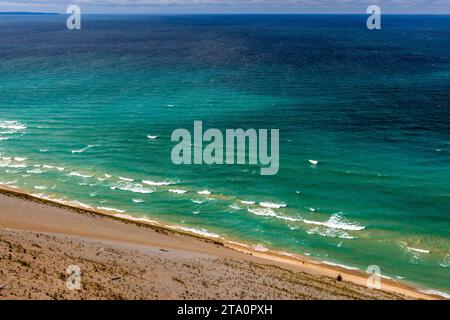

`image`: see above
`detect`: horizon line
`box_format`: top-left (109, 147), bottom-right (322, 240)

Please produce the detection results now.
top-left (1, 12), bottom-right (450, 15)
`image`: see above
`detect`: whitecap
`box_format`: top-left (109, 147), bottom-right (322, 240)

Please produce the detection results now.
top-left (42, 165), bottom-right (64, 172)
top-left (147, 135), bottom-right (158, 140)
top-left (71, 144), bottom-right (98, 154)
top-left (400, 242), bottom-right (430, 255)
top-left (229, 204), bottom-right (241, 210)
top-left (132, 199), bottom-right (145, 203)
top-left (307, 227), bottom-right (355, 240)
top-left (111, 182), bottom-right (154, 194)
top-left (34, 185), bottom-right (47, 190)
top-left (0, 120), bottom-right (27, 131)
top-left (302, 213), bottom-right (365, 231)
top-left (260, 201), bottom-right (286, 209)
top-left (42, 165), bottom-right (55, 169)
top-left (169, 189), bottom-right (188, 194)
top-left (142, 180), bottom-right (176, 186)
top-left (408, 247), bottom-right (430, 254)
top-left (248, 208), bottom-right (278, 217)
top-left (118, 176), bottom-right (134, 182)
top-left (68, 171), bottom-right (92, 178)
top-left (197, 190), bottom-right (211, 195)
top-left (308, 159), bottom-right (318, 165)
top-left (240, 200), bottom-right (255, 205)
top-left (248, 208), bottom-right (300, 222)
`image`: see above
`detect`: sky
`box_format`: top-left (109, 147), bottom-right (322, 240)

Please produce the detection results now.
top-left (0, 0), bottom-right (449, 14)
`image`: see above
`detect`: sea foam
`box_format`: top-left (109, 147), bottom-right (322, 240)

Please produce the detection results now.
top-left (306, 227), bottom-right (355, 240)
top-left (142, 180), bottom-right (176, 186)
top-left (71, 144), bottom-right (99, 154)
top-left (111, 182), bottom-right (154, 194)
top-left (0, 120), bottom-right (27, 131)
top-left (68, 171), bottom-right (92, 178)
top-left (247, 208), bottom-right (300, 222)
top-left (302, 213), bottom-right (365, 231)
top-left (169, 189), bottom-right (188, 194)
top-left (259, 201), bottom-right (287, 209)
top-left (172, 226), bottom-right (221, 239)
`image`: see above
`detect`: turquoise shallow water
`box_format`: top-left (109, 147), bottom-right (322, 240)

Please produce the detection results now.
top-left (0, 14), bottom-right (449, 295)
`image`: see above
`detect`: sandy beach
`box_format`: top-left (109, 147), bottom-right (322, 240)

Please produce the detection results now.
top-left (0, 187), bottom-right (439, 300)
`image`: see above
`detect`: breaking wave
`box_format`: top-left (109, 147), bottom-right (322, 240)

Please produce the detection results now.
top-left (111, 182), bottom-right (154, 194)
top-left (302, 213), bottom-right (365, 231)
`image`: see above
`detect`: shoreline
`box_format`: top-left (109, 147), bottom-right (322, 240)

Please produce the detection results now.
top-left (0, 185), bottom-right (444, 300)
